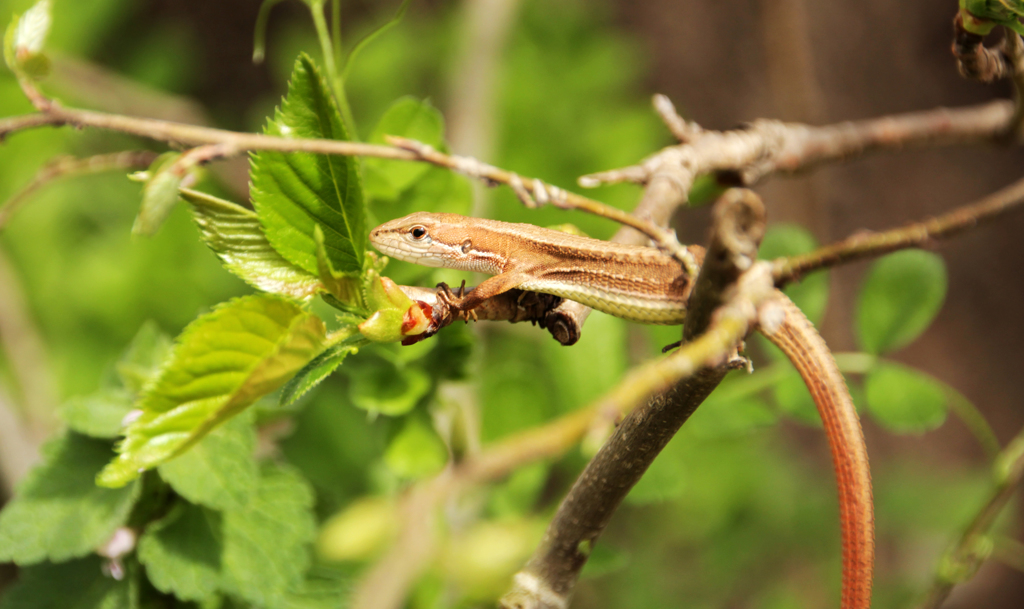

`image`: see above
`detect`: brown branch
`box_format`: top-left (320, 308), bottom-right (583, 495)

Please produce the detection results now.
top-left (578, 100), bottom-right (1014, 201)
top-left (918, 424), bottom-right (1024, 609)
top-left (0, 150), bottom-right (158, 231)
top-left (772, 174), bottom-right (1024, 285)
top-left (500, 191), bottom-right (771, 609)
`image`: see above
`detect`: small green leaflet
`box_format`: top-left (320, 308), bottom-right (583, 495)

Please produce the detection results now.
top-left (279, 336), bottom-right (367, 406)
top-left (363, 96), bottom-right (445, 201)
top-left (251, 53), bottom-right (366, 276)
top-left (0, 433), bottom-right (140, 564)
top-left (182, 188), bottom-right (323, 299)
top-left (856, 250), bottom-right (947, 355)
top-left (865, 362), bottom-right (948, 434)
top-left (384, 416), bottom-right (448, 479)
top-left (96, 294), bottom-right (326, 487)
top-left (133, 152), bottom-right (184, 236)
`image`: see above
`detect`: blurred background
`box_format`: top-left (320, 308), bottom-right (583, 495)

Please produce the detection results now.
top-left (0, 0), bottom-right (1022, 607)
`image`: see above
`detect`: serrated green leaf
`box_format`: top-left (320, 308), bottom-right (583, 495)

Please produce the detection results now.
top-left (857, 250), bottom-right (947, 355)
top-left (158, 414), bottom-right (259, 510)
top-left (115, 320), bottom-right (173, 394)
top-left (363, 96), bottom-right (445, 200)
top-left (280, 336), bottom-right (366, 406)
top-left (182, 188), bottom-right (323, 300)
top-left (60, 389), bottom-right (135, 439)
top-left (251, 53), bottom-right (366, 276)
top-left (865, 362), bottom-right (948, 433)
top-left (348, 359), bottom-right (431, 416)
top-left (759, 224), bottom-right (829, 325)
top-left (133, 152), bottom-right (183, 236)
top-left (0, 555), bottom-right (134, 609)
top-left (97, 294), bottom-right (326, 487)
top-left (0, 433), bottom-right (140, 564)
top-left (137, 502), bottom-right (222, 602)
top-left (220, 465), bottom-right (317, 607)
top-left (384, 416), bottom-right (448, 479)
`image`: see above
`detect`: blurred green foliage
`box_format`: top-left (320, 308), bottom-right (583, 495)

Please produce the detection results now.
top-left (0, 1), bottom-right (1012, 608)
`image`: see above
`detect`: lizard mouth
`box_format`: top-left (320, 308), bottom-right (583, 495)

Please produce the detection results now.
top-left (370, 240), bottom-right (446, 268)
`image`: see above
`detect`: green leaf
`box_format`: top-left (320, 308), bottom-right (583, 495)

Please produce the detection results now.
top-left (220, 465), bottom-right (317, 607)
top-left (865, 362), bottom-right (948, 434)
top-left (0, 433), bottom-right (140, 564)
top-left (317, 496), bottom-right (398, 561)
top-left (280, 336), bottom-right (366, 406)
top-left (251, 53), bottom-right (366, 276)
top-left (183, 188), bottom-right (323, 300)
top-left (384, 416), bottom-right (448, 479)
top-left (857, 250), bottom-right (947, 355)
top-left (158, 414), bottom-right (259, 510)
top-left (363, 96), bottom-right (445, 200)
top-left (97, 294), bottom-right (326, 487)
top-left (348, 358), bottom-right (431, 416)
top-left (759, 224), bottom-right (829, 325)
top-left (133, 152), bottom-right (183, 236)
top-left (115, 320), bottom-right (173, 395)
top-left (137, 502), bottom-right (222, 602)
top-left (0, 555), bottom-right (134, 609)
top-left (60, 389), bottom-right (135, 439)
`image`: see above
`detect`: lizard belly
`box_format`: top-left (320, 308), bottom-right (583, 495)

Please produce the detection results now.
top-left (518, 278), bottom-right (687, 325)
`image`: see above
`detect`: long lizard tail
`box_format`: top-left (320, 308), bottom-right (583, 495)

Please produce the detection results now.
top-left (762, 294), bottom-right (874, 609)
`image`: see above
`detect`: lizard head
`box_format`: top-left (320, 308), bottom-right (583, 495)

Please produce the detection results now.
top-left (370, 212), bottom-right (499, 272)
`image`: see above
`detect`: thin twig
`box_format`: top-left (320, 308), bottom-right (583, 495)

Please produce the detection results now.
top-left (0, 150), bottom-right (159, 230)
top-left (652, 93), bottom-right (700, 143)
top-left (578, 101), bottom-right (1015, 201)
top-left (918, 425), bottom-right (1024, 609)
top-left (772, 175), bottom-right (1024, 285)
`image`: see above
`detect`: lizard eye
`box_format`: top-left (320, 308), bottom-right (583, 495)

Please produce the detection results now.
top-left (409, 226), bottom-right (428, 240)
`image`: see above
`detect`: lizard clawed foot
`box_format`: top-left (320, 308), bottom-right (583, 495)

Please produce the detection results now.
top-left (436, 280), bottom-right (478, 323)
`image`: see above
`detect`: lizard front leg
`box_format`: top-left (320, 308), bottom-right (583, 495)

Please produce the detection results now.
top-left (436, 271), bottom-right (532, 319)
